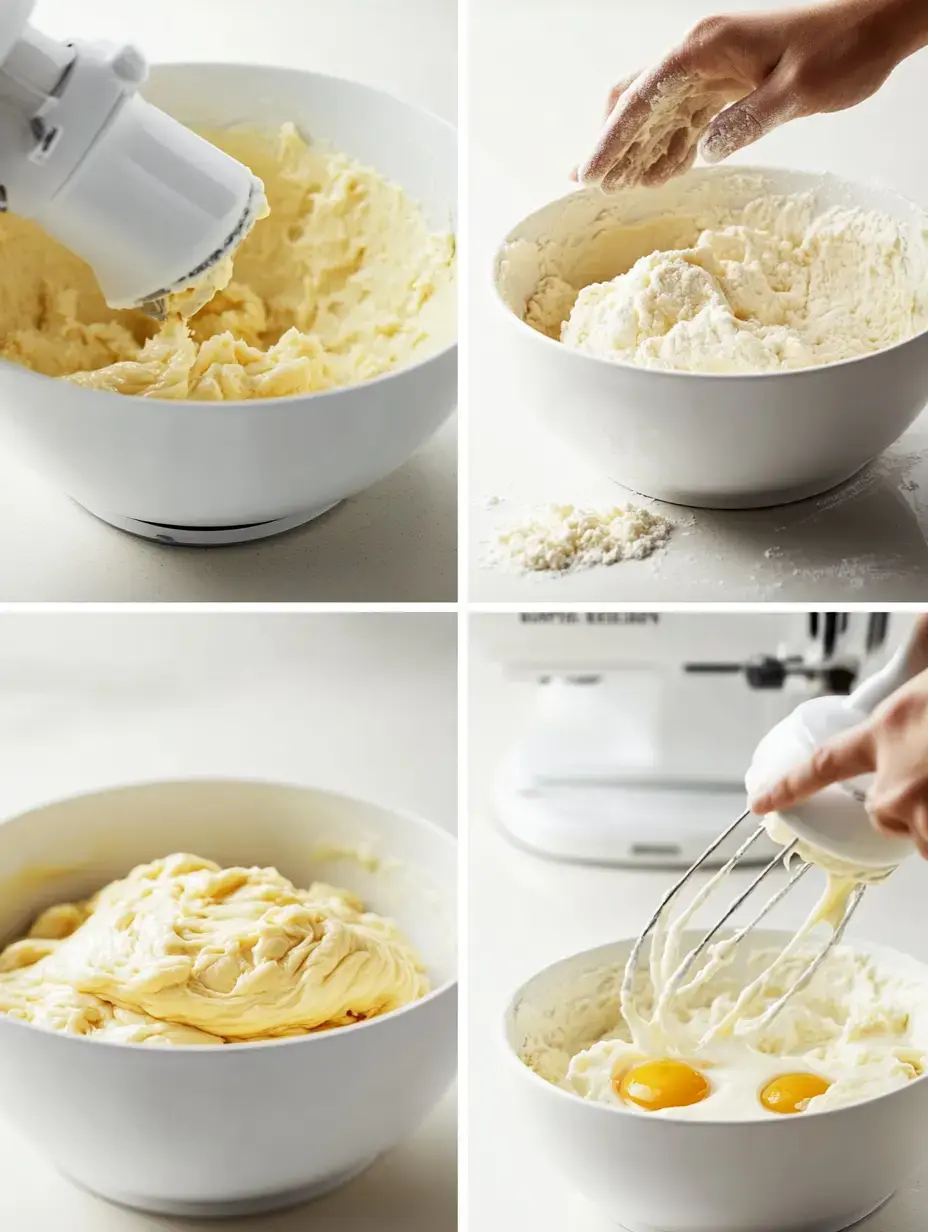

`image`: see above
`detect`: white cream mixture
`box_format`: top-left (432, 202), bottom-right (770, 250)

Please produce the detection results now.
top-left (565, 943), bottom-right (925, 1120)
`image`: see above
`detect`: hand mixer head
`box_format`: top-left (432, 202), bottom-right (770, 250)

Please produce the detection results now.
top-left (623, 626), bottom-right (921, 1047)
top-left (0, 1), bottom-right (266, 316)
top-left (746, 695), bottom-right (913, 870)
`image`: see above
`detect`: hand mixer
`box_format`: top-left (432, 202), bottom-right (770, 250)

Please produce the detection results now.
top-left (623, 622), bottom-right (924, 1043)
top-left (0, 0), bottom-right (265, 318)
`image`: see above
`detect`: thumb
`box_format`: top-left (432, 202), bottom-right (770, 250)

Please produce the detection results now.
top-left (700, 71), bottom-right (802, 163)
top-left (750, 723), bottom-right (876, 815)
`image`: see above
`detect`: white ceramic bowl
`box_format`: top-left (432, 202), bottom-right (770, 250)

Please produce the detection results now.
top-left (0, 64), bottom-right (457, 545)
top-left (493, 167), bottom-right (928, 509)
top-left (504, 930), bottom-right (928, 1232)
top-left (0, 778), bottom-right (457, 1217)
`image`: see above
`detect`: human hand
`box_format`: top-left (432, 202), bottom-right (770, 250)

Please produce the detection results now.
top-left (751, 622), bottom-right (928, 858)
top-left (578, 0), bottom-right (927, 192)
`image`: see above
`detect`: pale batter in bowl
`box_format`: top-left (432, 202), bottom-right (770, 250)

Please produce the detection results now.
top-left (544, 822), bottom-right (926, 1120)
top-left (562, 943), bottom-right (926, 1119)
top-left (0, 123), bottom-right (455, 401)
top-left (0, 852), bottom-right (428, 1044)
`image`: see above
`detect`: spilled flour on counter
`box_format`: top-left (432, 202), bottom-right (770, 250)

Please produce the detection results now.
top-left (520, 182), bottom-right (928, 374)
top-left (482, 503), bottom-right (674, 574)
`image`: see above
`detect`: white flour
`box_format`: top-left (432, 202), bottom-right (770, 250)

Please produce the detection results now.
top-left (481, 503), bottom-right (673, 574)
top-left (546, 190), bottom-right (928, 373)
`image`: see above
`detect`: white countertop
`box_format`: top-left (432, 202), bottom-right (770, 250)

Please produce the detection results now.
top-left (0, 611), bottom-right (457, 1230)
top-left (0, 0), bottom-right (457, 603)
top-left (468, 636), bottom-right (928, 1230)
top-left (469, 0), bottom-right (928, 601)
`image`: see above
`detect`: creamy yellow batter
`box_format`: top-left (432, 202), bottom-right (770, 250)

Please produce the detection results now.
top-left (0, 123), bottom-right (455, 401)
top-left (0, 853), bottom-right (429, 1045)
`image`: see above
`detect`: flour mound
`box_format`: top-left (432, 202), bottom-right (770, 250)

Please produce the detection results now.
top-left (482, 503), bottom-right (673, 574)
top-left (553, 190), bottom-right (928, 373)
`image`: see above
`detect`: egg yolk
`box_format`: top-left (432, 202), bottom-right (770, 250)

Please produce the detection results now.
top-left (616, 1059), bottom-right (711, 1111)
top-left (760, 1072), bottom-right (831, 1115)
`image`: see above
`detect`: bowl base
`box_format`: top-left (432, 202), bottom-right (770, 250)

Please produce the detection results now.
top-left (60, 1152), bottom-right (379, 1218)
top-left (615, 1190), bottom-right (893, 1232)
top-left (612, 460), bottom-right (871, 511)
top-left (74, 500), bottom-right (342, 546)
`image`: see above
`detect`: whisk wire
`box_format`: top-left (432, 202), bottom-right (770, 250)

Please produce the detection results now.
top-left (623, 805), bottom-right (868, 1047)
top-left (738, 882), bottom-right (866, 1036)
top-left (621, 809), bottom-right (751, 1004)
top-left (666, 840), bottom-right (804, 1002)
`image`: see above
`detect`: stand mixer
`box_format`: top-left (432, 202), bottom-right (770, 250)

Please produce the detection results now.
top-left (0, 0), bottom-right (264, 316)
top-left (483, 611), bottom-right (914, 867)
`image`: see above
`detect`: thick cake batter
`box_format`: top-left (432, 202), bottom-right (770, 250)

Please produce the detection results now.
top-left (0, 853), bottom-right (429, 1045)
top-left (0, 124), bottom-right (455, 400)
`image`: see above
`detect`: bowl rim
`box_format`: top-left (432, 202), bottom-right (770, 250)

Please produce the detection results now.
top-left (491, 163), bottom-right (928, 382)
top-left (1, 59), bottom-right (458, 410)
top-left (0, 774), bottom-right (457, 1055)
top-left (501, 930), bottom-right (928, 1128)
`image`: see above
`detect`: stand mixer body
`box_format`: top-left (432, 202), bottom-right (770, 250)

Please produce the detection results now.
top-left (482, 612), bottom-right (915, 867)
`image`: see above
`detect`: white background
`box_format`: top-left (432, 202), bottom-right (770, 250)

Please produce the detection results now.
top-left (0, 0), bottom-right (458, 602)
top-left (469, 0), bottom-right (928, 602)
top-left (0, 610), bottom-right (457, 1231)
top-left (468, 611), bottom-right (928, 1230)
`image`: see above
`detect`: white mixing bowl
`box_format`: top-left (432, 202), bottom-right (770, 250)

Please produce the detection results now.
top-left (0, 779), bottom-right (457, 1216)
top-left (494, 168), bottom-right (928, 509)
top-left (504, 930), bottom-right (928, 1232)
top-left (0, 64), bottom-right (457, 545)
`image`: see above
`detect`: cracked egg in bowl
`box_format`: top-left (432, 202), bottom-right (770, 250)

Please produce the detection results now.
top-left (504, 930), bottom-right (928, 1232)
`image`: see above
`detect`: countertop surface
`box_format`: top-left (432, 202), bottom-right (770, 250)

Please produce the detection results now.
top-left (469, 0), bottom-right (928, 602)
top-left (468, 634), bottom-right (928, 1230)
top-left (0, 611), bottom-right (457, 1230)
top-left (0, 0), bottom-right (457, 603)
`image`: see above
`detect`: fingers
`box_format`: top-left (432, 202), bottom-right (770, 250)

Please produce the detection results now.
top-left (750, 724), bottom-right (876, 815)
top-left (700, 69), bottom-right (803, 163)
top-left (603, 74), bottom-right (640, 122)
top-left (578, 63), bottom-right (675, 184)
top-left (868, 789), bottom-right (928, 856)
top-left (637, 133), bottom-right (698, 189)
top-left (904, 804), bottom-right (928, 859)
top-left (570, 74), bottom-right (639, 182)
